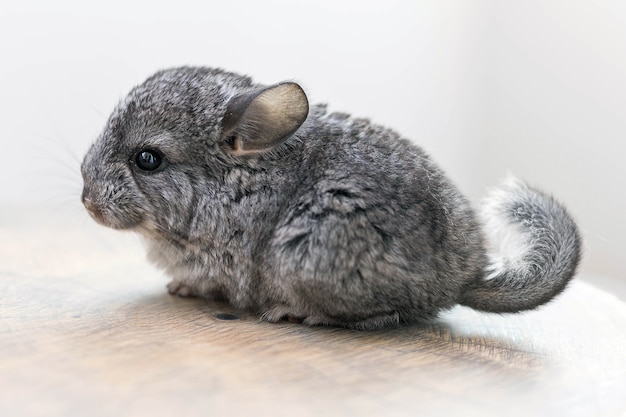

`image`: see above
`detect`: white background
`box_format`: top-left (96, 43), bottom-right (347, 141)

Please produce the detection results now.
top-left (1, 0), bottom-right (624, 283)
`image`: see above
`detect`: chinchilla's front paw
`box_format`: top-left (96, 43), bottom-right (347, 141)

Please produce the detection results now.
top-left (166, 280), bottom-right (195, 298)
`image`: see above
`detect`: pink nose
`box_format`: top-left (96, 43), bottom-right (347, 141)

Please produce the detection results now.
top-left (82, 195), bottom-right (106, 224)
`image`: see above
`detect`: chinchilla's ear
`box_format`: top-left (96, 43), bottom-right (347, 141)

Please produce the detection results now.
top-left (220, 82), bottom-right (309, 155)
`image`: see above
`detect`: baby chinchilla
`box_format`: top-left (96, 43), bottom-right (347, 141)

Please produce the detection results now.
top-left (81, 66), bottom-right (581, 330)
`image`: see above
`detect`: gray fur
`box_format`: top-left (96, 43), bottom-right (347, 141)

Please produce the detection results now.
top-left (81, 66), bottom-right (581, 329)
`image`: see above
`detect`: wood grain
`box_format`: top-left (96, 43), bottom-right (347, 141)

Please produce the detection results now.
top-left (1, 207), bottom-right (625, 416)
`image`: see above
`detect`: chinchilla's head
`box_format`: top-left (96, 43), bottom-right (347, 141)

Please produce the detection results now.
top-left (80, 66), bottom-right (309, 234)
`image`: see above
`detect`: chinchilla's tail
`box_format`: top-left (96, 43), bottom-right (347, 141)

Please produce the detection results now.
top-left (460, 177), bottom-right (581, 313)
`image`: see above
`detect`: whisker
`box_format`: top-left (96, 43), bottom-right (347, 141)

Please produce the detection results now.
top-left (31, 156), bottom-right (82, 182)
top-left (28, 130), bottom-right (85, 166)
top-left (84, 100), bottom-right (107, 120)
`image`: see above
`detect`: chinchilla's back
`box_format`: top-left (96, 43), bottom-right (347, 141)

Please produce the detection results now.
top-left (264, 109), bottom-right (489, 324)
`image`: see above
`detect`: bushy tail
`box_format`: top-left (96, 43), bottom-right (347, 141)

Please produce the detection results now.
top-left (460, 177), bottom-right (582, 313)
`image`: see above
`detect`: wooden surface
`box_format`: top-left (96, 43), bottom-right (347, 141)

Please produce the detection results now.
top-left (1, 207), bottom-right (625, 417)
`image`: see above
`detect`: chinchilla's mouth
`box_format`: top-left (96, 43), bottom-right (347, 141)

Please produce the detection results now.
top-left (82, 198), bottom-right (142, 230)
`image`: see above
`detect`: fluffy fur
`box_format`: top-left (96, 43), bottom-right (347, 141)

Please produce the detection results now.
top-left (81, 67), bottom-right (581, 329)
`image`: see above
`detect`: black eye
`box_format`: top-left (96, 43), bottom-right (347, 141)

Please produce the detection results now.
top-left (135, 149), bottom-right (162, 171)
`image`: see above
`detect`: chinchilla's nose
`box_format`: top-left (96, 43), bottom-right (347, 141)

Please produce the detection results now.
top-left (81, 188), bottom-right (106, 224)
top-left (81, 187), bottom-right (93, 208)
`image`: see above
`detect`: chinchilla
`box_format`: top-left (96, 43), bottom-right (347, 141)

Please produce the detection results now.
top-left (81, 67), bottom-right (581, 329)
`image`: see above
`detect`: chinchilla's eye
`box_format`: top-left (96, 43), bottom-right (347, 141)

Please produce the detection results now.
top-left (135, 149), bottom-right (162, 171)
